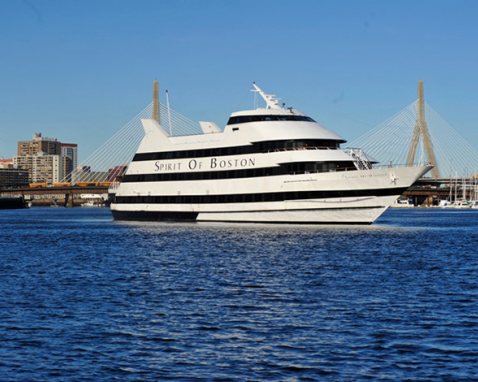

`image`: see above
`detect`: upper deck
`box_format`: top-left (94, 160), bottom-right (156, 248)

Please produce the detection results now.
top-left (137, 83), bottom-right (346, 153)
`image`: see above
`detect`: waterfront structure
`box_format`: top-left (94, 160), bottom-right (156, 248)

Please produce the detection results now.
top-left (0, 168), bottom-right (29, 189)
top-left (0, 196), bottom-right (26, 209)
top-left (110, 83), bottom-right (431, 224)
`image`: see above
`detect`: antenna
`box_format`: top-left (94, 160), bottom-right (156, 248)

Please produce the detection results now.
top-left (253, 85), bottom-right (258, 109)
top-left (251, 82), bottom-right (282, 110)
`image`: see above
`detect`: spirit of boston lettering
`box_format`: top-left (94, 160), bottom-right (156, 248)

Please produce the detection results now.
top-left (210, 157), bottom-right (255, 169)
top-left (154, 157), bottom-right (256, 172)
top-left (155, 162), bottom-right (182, 172)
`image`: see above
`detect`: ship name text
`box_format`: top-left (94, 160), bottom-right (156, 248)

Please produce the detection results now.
top-left (154, 157), bottom-right (256, 172)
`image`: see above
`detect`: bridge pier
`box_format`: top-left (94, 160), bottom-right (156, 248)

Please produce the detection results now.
top-left (64, 192), bottom-right (74, 207)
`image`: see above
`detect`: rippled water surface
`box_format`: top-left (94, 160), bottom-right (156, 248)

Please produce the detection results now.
top-left (1, 208), bottom-right (477, 381)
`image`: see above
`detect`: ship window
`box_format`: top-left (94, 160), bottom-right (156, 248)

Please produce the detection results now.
top-left (132, 139), bottom-right (344, 162)
top-left (227, 115), bottom-right (316, 125)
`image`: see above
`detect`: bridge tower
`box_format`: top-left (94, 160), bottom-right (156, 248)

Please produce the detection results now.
top-left (152, 79), bottom-right (160, 123)
top-left (406, 80), bottom-right (440, 178)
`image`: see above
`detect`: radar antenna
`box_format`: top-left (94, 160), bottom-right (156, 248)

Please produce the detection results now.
top-left (252, 82), bottom-right (281, 110)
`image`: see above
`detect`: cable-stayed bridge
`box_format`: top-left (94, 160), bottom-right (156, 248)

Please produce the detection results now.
top-left (2, 81), bottom-right (477, 206)
top-left (348, 81), bottom-right (478, 179)
top-left (65, 100), bottom-right (202, 185)
top-left (68, 80), bottom-right (477, 185)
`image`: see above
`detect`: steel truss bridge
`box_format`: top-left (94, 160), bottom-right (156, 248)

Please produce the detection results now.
top-left (0, 186), bottom-right (109, 207)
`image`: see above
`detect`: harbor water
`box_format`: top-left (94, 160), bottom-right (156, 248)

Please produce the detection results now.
top-left (1, 208), bottom-right (477, 381)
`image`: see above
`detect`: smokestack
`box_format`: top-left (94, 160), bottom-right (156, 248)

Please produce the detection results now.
top-left (152, 80), bottom-right (160, 123)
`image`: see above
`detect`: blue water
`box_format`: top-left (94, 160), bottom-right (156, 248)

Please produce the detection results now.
top-left (1, 208), bottom-right (477, 381)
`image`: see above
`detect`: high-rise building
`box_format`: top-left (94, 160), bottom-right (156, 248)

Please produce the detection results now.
top-left (16, 133), bottom-right (78, 186)
top-left (61, 143), bottom-right (78, 181)
top-left (16, 153), bottom-right (61, 184)
top-left (17, 133), bottom-right (61, 156)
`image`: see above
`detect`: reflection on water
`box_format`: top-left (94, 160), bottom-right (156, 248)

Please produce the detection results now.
top-left (1, 208), bottom-right (477, 380)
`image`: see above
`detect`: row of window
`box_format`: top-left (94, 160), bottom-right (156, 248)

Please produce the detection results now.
top-left (114, 187), bottom-right (406, 205)
top-left (226, 115), bottom-right (315, 125)
top-left (133, 139), bottom-right (343, 162)
top-left (123, 161), bottom-right (357, 183)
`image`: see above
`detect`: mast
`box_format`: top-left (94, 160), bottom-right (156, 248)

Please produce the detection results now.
top-left (252, 82), bottom-right (281, 110)
top-left (449, 177), bottom-right (452, 202)
top-left (454, 175), bottom-right (458, 202)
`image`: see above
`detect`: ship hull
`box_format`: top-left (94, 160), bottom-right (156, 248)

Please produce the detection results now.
top-left (0, 196), bottom-right (27, 210)
top-left (112, 205), bottom-right (389, 225)
top-left (111, 165), bottom-right (430, 224)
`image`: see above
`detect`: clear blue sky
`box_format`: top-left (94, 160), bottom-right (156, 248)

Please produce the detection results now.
top-left (1, 0), bottom-right (477, 161)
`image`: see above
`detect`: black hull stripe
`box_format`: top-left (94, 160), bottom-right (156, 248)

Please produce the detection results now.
top-left (132, 139), bottom-right (341, 162)
top-left (112, 211), bottom-right (198, 221)
top-left (122, 161), bottom-right (356, 182)
top-left (111, 210), bottom-right (374, 225)
top-left (113, 187), bottom-right (407, 205)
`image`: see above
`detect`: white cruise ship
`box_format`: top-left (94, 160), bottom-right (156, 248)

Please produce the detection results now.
top-left (110, 84), bottom-right (431, 224)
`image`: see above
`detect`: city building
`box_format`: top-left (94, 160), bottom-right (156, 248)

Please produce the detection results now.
top-left (75, 169), bottom-right (107, 183)
top-left (61, 143), bottom-right (78, 181)
top-left (0, 168), bottom-right (29, 189)
top-left (108, 165), bottom-right (127, 182)
top-left (17, 133), bottom-right (61, 156)
top-left (16, 133), bottom-right (78, 186)
top-left (16, 153), bottom-right (61, 184)
top-left (0, 158), bottom-right (15, 169)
